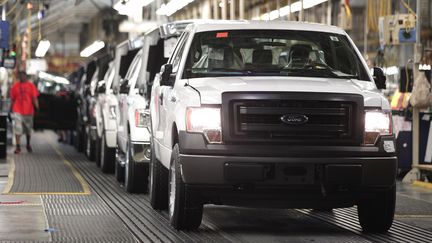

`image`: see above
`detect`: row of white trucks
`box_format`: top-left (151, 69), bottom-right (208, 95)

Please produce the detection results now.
top-left (75, 20), bottom-right (397, 232)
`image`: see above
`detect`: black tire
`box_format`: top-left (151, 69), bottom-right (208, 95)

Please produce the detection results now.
top-left (95, 136), bottom-right (101, 167)
top-left (76, 124), bottom-right (85, 152)
top-left (115, 149), bottom-right (125, 183)
top-left (358, 185), bottom-right (396, 233)
top-left (85, 125), bottom-right (96, 161)
top-left (149, 141), bottom-right (168, 210)
top-left (124, 137), bottom-right (149, 193)
top-left (100, 132), bottom-right (116, 174)
top-left (169, 144), bottom-right (203, 230)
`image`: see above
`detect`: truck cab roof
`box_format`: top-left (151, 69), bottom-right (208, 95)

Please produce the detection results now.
top-left (187, 20), bottom-right (346, 35)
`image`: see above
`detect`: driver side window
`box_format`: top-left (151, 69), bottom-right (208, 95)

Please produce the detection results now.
top-left (120, 52), bottom-right (142, 94)
top-left (170, 32), bottom-right (190, 75)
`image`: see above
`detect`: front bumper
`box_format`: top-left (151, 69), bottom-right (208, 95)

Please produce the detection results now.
top-left (89, 125), bottom-right (97, 141)
top-left (180, 154), bottom-right (397, 186)
top-left (131, 142), bottom-right (151, 163)
top-left (178, 132), bottom-right (397, 206)
top-left (105, 130), bottom-right (117, 148)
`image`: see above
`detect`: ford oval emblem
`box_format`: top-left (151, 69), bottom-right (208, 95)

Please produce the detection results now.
top-left (280, 114), bottom-right (309, 125)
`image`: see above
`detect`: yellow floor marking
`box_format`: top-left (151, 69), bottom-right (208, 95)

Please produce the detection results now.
top-left (46, 135), bottom-right (91, 195)
top-left (2, 157), bottom-right (15, 194)
top-left (412, 180), bottom-right (432, 190)
top-left (2, 134), bottom-right (91, 195)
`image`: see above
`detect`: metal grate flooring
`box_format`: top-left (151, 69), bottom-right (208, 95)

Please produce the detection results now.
top-left (55, 131), bottom-right (432, 243)
top-left (5, 131), bottom-right (432, 243)
top-left (42, 195), bottom-right (137, 243)
top-left (8, 133), bottom-right (84, 193)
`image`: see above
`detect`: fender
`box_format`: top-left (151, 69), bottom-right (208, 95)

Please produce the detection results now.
top-left (127, 95), bottom-right (151, 144)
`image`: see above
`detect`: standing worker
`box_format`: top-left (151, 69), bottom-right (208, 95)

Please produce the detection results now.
top-left (10, 71), bottom-right (39, 154)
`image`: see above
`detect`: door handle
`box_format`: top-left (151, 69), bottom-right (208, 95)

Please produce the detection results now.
top-left (170, 96), bottom-right (177, 103)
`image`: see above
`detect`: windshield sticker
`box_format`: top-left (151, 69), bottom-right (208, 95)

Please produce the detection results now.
top-left (330, 36), bottom-right (339, 41)
top-left (216, 32), bottom-right (229, 38)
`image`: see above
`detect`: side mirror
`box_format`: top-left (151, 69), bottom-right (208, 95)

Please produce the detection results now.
top-left (113, 86), bottom-right (119, 95)
top-left (119, 79), bottom-right (129, 94)
top-left (138, 82), bottom-right (146, 96)
top-left (373, 67), bottom-right (386, 90)
top-left (97, 84), bottom-right (106, 94)
top-left (160, 64), bottom-right (174, 86)
top-left (84, 86), bottom-right (91, 96)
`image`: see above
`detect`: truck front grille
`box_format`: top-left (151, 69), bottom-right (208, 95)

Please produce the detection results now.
top-left (222, 92), bottom-right (364, 145)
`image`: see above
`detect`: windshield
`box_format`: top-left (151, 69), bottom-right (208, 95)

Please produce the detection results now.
top-left (183, 30), bottom-right (370, 81)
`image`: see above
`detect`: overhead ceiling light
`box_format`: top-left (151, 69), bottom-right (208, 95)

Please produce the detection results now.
top-left (114, 0), bottom-right (154, 15)
top-left (156, 0), bottom-right (196, 16)
top-left (80, 41), bottom-right (105, 57)
top-left (35, 40), bottom-right (50, 57)
top-left (254, 0), bottom-right (328, 20)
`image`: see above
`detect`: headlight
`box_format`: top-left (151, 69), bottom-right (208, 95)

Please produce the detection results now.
top-left (364, 110), bottom-right (392, 145)
top-left (186, 107), bottom-right (222, 144)
top-left (109, 105), bottom-right (116, 119)
top-left (135, 109), bottom-right (150, 127)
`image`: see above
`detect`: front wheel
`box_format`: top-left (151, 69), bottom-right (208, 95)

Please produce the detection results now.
top-left (124, 137), bottom-right (149, 193)
top-left (149, 141), bottom-right (168, 210)
top-left (168, 144), bottom-right (203, 230)
top-left (357, 185), bottom-right (396, 233)
top-left (115, 148), bottom-right (125, 183)
top-left (100, 132), bottom-right (115, 173)
top-left (85, 125), bottom-right (96, 161)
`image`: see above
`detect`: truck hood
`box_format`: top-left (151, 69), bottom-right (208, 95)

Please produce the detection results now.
top-left (187, 76), bottom-right (388, 109)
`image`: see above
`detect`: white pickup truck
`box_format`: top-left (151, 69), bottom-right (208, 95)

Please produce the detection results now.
top-left (150, 21), bottom-right (397, 231)
top-left (115, 22), bottom-right (189, 193)
top-left (94, 61), bottom-right (118, 172)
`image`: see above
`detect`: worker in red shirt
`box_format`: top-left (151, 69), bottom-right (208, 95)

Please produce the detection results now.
top-left (10, 71), bottom-right (39, 154)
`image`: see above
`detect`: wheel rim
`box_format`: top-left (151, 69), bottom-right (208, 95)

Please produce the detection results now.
top-left (125, 140), bottom-right (130, 186)
top-left (100, 134), bottom-right (105, 167)
top-left (169, 160), bottom-right (176, 218)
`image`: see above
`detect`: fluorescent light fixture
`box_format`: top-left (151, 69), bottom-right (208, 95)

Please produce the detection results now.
top-left (35, 40), bottom-right (50, 57)
top-left (156, 0), bottom-right (196, 16)
top-left (419, 64), bottom-right (432, 71)
top-left (39, 71), bottom-right (70, 84)
top-left (254, 0), bottom-right (328, 20)
top-left (80, 41), bottom-right (105, 57)
top-left (383, 66), bottom-right (399, 75)
top-left (114, 0), bottom-right (154, 15)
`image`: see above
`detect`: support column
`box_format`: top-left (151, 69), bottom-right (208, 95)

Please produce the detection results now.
top-left (230, 0), bottom-right (236, 19)
top-left (213, 0), bottom-right (219, 19)
top-left (222, 0), bottom-right (227, 20)
top-left (363, 0), bottom-right (368, 55)
top-left (288, 0), bottom-right (292, 21)
top-left (239, 0), bottom-right (244, 19)
top-left (403, 0), bottom-right (423, 183)
top-left (300, 0), bottom-right (304, 21)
